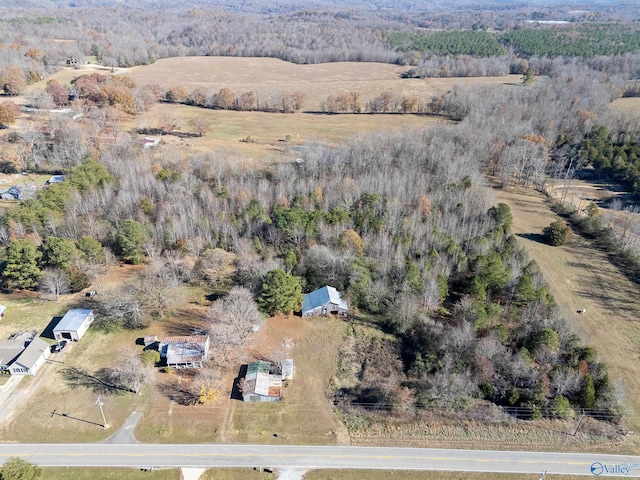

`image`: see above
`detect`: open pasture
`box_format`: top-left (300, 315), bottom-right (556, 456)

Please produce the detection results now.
top-left (124, 56), bottom-right (521, 111)
top-left (492, 183), bottom-right (640, 428)
top-left (126, 103), bottom-right (447, 160)
top-left (121, 57), bottom-right (515, 159)
top-left (611, 96), bottom-right (640, 116)
top-left (9, 58), bottom-right (520, 162)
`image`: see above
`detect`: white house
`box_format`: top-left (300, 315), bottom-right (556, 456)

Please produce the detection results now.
top-left (53, 309), bottom-right (95, 342)
top-left (0, 338), bottom-right (26, 374)
top-left (8, 338), bottom-right (51, 375)
top-left (301, 286), bottom-right (348, 317)
top-left (0, 333), bottom-right (50, 376)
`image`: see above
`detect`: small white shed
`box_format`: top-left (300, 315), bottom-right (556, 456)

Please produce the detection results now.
top-left (53, 309), bottom-right (94, 342)
top-left (282, 358), bottom-right (294, 380)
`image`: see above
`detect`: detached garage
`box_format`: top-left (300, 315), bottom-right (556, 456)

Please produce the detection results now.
top-left (53, 309), bottom-right (94, 342)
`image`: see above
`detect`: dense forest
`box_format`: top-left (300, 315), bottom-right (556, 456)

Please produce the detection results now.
top-left (0, 0), bottom-right (640, 425)
top-left (390, 25), bottom-right (640, 58)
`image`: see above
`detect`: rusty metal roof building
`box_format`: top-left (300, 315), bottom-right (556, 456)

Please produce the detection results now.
top-left (243, 360), bottom-right (282, 402)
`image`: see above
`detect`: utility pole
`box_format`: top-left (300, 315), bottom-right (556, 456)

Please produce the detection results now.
top-left (96, 396), bottom-right (108, 428)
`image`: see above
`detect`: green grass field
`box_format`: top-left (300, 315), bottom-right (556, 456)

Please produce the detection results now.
top-left (303, 471), bottom-right (581, 480)
top-left (42, 467), bottom-right (180, 480)
top-left (200, 468), bottom-right (277, 479)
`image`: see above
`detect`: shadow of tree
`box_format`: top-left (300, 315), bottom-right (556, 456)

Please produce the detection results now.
top-left (161, 307), bottom-right (209, 337)
top-left (158, 375), bottom-right (198, 406)
top-left (516, 232), bottom-right (547, 244)
top-left (230, 364), bottom-right (247, 401)
top-left (162, 322), bottom-right (203, 337)
top-left (61, 366), bottom-right (133, 395)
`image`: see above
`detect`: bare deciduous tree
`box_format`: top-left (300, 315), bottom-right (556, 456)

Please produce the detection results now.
top-left (189, 117), bottom-right (210, 137)
top-left (103, 350), bottom-right (153, 394)
top-left (191, 368), bottom-right (222, 404)
top-left (209, 286), bottom-right (263, 341)
top-left (98, 289), bottom-right (146, 329)
top-left (193, 248), bottom-right (236, 286)
top-left (208, 286), bottom-right (263, 365)
top-left (38, 268), bottom-right (69, 301)
top-left (159, 112), bottom-right (179, 134)
top-left (134, 260), bottom-right (182, 319)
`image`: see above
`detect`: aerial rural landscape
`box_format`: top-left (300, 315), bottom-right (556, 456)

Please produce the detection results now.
top-left (0, 0), bottom-right (640, 478)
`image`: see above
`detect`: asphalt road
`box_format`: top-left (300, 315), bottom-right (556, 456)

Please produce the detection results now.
top-left (1, 444), bottom-right (640, 476)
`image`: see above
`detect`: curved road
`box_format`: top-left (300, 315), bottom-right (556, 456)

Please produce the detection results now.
top-left (1, 444), bottom-right (640, 477)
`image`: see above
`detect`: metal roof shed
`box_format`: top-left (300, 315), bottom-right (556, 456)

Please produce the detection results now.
top-left (301, 286), bottom-right (348, 317)
top-left (243, 361), bottom-right (282, 402)
top-left (53, 309), bottom-right (94, 342)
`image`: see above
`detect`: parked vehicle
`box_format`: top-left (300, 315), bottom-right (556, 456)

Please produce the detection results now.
top-left (51, 340), bottom-right (68, 353)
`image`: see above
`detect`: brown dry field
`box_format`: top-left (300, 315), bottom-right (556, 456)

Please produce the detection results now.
top-left (123, 57), bottom-right (521, 111)
top-left (492, 184), bottom-right (640, 433)
top-left (125, 104), bottom-right (447, 162)
top-left (118, 56), bottom-right (516, 160)
top-left (611, 97), bottom-right (640, 116)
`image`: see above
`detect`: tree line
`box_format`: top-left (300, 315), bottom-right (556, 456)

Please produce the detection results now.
top-left (167, 85), bottom-right (306, 114)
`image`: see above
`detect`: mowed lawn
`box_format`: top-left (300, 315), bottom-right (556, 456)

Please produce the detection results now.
top-left (42, 468), bottom-right (181, 480)
top-left (303, 472), bottom-right (584, 480)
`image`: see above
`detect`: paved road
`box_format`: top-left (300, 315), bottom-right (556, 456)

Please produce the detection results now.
top-left (1, 443), bottom-right (640, 476)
